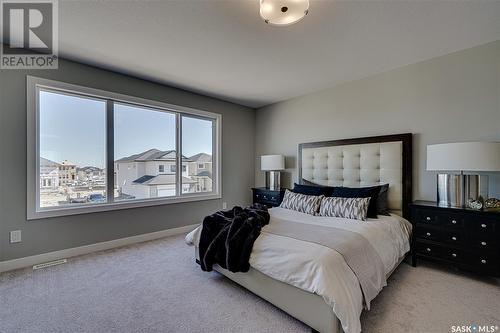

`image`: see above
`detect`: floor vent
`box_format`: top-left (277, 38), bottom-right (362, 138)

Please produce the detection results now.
top-left (33, 259), bottom-right (68, 270)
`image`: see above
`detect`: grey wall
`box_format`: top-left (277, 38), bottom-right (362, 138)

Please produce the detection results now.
top-left (0, 59), bottom-right (255, 262)
top-left (255, 41), bottom-right (500, 200)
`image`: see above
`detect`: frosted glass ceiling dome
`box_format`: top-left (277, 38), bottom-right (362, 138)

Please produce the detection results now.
top-left (260, 0), bottom-right (309, 26)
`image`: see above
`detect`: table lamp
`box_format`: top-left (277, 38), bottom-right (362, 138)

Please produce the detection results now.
top-left (261, 155), bottom-right (285, 190)
top-left (427, 142), bottom-right (500, 208)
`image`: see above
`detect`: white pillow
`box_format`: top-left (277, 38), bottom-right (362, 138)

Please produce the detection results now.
top-left (318, 196), bottom-right (371, 221)
top-left (280, 190), bottom-right (323, 215)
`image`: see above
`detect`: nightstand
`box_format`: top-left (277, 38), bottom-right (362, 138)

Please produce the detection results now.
top-left (252, 187), bottom-right (286, 208)
top-left (410, 201), bottom-right (500, 277)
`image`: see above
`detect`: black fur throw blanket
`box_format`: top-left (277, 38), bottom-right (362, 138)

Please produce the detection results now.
top-left (199, 204), bottom-right (270, 273)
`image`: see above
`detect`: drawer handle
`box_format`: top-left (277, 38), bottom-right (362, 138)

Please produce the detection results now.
top-left (426, 248), bottom-right (431, 252)
top-left (481, 241), bottom-right (487, 246)
top-left (451, 236), bottom-right (457, 241)
top-left (452, 253), bottom-right (457, 257)
top-left (426, 217), bottom-right (431, 221)
top-left (481, 224), bottom-right (487, 228)
top-left (451, 220), bottom-right (457, 224)
top-left (426, 232), bottom-right (431, 236)
top-left (481, 259), bottom-right (487, 264)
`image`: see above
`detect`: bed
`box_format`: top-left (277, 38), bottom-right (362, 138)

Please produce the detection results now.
top-left (186, 133), bottom-right (413, 333)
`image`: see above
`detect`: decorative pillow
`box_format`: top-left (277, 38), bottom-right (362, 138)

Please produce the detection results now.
top-left (376, 184), bottom-right (390, 216)
top-left (280, 189), bottom-right (323, 215)
top-left (293, 183), bottom-right (334, 196)
top-left (318, 197), bottom-right (371, 221)
top-left (330, 186), bottom-right (380, 218)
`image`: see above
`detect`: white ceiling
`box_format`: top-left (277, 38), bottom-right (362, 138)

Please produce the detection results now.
top-left (58, 0), bottom-right (500, 108)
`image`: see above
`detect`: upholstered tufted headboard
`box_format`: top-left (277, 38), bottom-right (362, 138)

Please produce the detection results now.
top-left (298, 134), bottom-right (412, 219)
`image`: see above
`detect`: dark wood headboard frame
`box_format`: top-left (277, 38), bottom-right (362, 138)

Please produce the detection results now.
top-left (298, 133), bottom-right (413, 219)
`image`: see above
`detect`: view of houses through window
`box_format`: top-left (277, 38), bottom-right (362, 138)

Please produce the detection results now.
top-left (39, 91), bottom-right (107, 208)
top-left (38, 88), bottom-right (216, 211)
top-left (182, 115), bottom-right (213, 194)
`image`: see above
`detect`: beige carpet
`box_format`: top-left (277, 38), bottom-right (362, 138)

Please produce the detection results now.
top-left (1, 234), bottom-right (498, 333)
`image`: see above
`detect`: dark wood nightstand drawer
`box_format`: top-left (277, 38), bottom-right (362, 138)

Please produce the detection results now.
top-left (415, 226), bottom-right (440, 242)
top-left (252, 188), bottom-right (286, 207)
top-left (442, 247), bottom-right (465, 263)
top-left (415, 226), bottom-right (465, 245)
top-left (416, 242), bottom-right (442, 257)
top-left (467, 253), bottom-right (499, 275)
top-left (414, 209), bottom-right (439, 225)
top-left (440, 229), bottom-right (466, 246)
top-left (470, 218), bottom-right (497, 234)
top-left (441, 213), bottom-right (466, 229)
top-left (469, 237), bottom-right (499, 252)
top-left (254, 193), bottom-right (279, 204)
top-left (260, 193), bottom-right (279, 202)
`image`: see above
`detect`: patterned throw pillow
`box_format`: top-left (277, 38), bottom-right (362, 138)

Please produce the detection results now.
top-left (318, 197), bottom-right (371, 221)
top-left (280, 190), bottom-right (323, 215)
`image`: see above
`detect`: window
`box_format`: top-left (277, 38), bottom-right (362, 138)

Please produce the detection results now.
top-left (27, 77), bottom-right (221, 219)
top-left (170, 165), bottom-right (187, 173)
top-left (114, 103), bottom-right (176, 201)
top-left (38, 90), bottom-right (106, 209)
top-left (182, 116), bottom-right (214, 194)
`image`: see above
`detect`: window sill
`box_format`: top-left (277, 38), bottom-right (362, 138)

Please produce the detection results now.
top-left (28, 193), bottom-right (222, 220)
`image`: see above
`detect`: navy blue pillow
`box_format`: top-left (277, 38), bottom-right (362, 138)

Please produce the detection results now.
top-left (331, 186), bottom-right (380, 218)
top-left (376, 184), bottom-right (390, 216)
top-left (293, 183), bottom-right (333, 196)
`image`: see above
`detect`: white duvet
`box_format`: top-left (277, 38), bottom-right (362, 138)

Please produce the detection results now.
top-left (185, 207), bottom-right (411, 333)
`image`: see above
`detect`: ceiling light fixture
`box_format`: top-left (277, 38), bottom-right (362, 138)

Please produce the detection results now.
top-left (260, 0), bottom-right (309, 26)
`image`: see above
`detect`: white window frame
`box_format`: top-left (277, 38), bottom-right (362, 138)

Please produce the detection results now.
top-left (27, 76), bottom-right (222, 220)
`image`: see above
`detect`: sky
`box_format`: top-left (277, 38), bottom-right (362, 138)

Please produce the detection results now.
top-left (40, 90), bottom-right (213, 168)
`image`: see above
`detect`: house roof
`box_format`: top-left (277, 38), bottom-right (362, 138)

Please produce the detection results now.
top-left (132, 174), bottom-right (196, 186)
top-left (61, 160), bottom-right (76, 166)
top-left (116, 149), bottom-right (192, 163)
top-left (41, 166), bottom-right (59, 175)
top-left (78, 166), bottom-right (103, 172)
top-left (132, 175), bottom-right (156, 184)
top-left (40, 157), bottom-right (60, 167)
top-left (196, 171), bottom-right (212, 178)
top-left (189, 153), bottom-right (212, 163)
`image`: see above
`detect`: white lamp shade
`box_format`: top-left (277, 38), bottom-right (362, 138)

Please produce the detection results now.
top-left (427, 142), bottom-right (500, 172)
top-left (261, 155), bottom-right (285, 171)
top-left (260, 0), bottom-right (309, 26)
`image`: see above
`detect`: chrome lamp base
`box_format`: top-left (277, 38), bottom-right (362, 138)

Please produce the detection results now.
top-left (265, 171), bottom-right (281, 191)
top-left (437, 173), bottom-right (485, 208)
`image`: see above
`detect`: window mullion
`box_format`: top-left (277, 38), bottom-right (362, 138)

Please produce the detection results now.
top-left (176, 114), bottom-right (182, 197)
top-left (106, 100), bottom-right (115, 204)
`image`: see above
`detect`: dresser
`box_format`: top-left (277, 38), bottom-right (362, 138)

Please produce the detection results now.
top-left (410, 201), bottom-right (500, 277)
top-left (252, 187), bottom-right (286, 208)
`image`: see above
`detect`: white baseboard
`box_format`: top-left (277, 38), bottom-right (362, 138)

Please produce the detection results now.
top-left (0, 224), bottom-right (198, 273)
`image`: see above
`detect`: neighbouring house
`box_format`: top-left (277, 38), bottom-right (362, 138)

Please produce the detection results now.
top-left (115, 149), bottom-right (196, 199)
top-left (77, 166), bottom-right (106, 186)
top-left (188, 153), bottom-right (213, 192)
top-left (40, 157), bottom-right (60, 191)
top-left (59, 160), bottom-right (77, 186)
